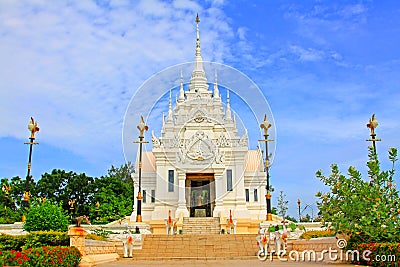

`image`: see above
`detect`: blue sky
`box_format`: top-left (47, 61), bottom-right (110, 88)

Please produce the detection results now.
top-left (1, 0), bottom-right (399, 218)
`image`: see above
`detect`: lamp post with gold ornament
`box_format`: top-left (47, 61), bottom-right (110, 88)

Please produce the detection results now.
top-left (366, 114), bottom-right (381, 157)
top-left (2, 183), bottom-right (11, 214)
top-left (23, 117), bottom-right (39, 215)
top-left (259, 114), bottom-right (274, 221)
top-left (68, 199), bottom-right (76, 223)
top-left (95, 201), bottom-right (100, 220)
top-left (134, 116), bottom-right (148, 222)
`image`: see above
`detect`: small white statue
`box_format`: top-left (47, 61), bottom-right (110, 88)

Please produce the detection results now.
top-left (256, 227), bottom-right (270, 259)
top-left (226, 210), bottom-right (236, 234)
top-left (165, 210), bottom-right (176, 235)
top-left (122, 229), bottom-right (134, 258)
top-left (272, 222), bottom-right (287, 257)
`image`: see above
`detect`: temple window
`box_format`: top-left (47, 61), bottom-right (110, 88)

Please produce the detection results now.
top-left (143, 190), bottom-right (147, 203)
top-left (151, 189), bottom-right (155, 203)
top-left (227, 169), bottom-right (233, 191)
top-left (168, 170), bottom-right (174, 192)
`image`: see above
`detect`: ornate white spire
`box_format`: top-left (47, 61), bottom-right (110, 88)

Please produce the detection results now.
top-left (214, 71), bottom-right (220, 100)
top-left (167, 88), bottom-right (173, 122)
top-left (196, 13), bottom-right (201, 57)
top-left (189, 14), bottom-right (209, 93)
top-left (178, 70), bottom-right (185, 102)
top-left (161, 112), bottom-right (166, 134)
top-left (225, 90), bottom-right (232, 121)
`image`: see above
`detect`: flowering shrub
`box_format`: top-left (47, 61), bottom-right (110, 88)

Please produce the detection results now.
top-left (0, 246), bottom-right (81, 267)
top-left (352, 242), bottom-right (400, 267)
top-left (316, 147), bottom-right (400, 243)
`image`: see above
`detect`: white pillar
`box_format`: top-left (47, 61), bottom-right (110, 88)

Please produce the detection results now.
top-left (175, 171), bottom-right (189, 218)
top-left (213, 171), bottom-right (225, 217)
top-left (233, 162), bottom-right (250, 218)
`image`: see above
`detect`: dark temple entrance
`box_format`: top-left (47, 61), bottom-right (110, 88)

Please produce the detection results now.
top-left (186, 173), bottom-right (215, 217)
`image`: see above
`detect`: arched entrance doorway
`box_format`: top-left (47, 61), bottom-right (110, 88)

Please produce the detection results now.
top-left (185, 173), bottom-right (215, 217)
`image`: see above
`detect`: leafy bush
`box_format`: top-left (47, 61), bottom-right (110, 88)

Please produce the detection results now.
top-left (24, 201), bottom-right (69, 232)
top-left (316, 147), bottom-right (400, 243)
top-left (86, 228), bottom-right (113, 240)
top-left (267, 224), bottom-right (298, 232)
top-left (300, 230), bottom-right (334, 239)
top-left (0, 207), bottom-right (23, 224)
top-left (351, 242), bottom-right (400, 266)
top-left (23, 231), bottom-right (69, 249)
top-left (86, 234), bottom-right (108, 241)
top-left (0, 234), bottom-right (26, 251)
top-left (0, 246), bottom-right (81, 267)
top-left (288, 223), bottom-right (297, 231)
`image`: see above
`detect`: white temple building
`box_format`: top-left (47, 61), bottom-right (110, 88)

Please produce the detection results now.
top-left (132, 15), bottom-right (269, 234)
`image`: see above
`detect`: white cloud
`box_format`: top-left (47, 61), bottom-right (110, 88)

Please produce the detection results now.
top-left (289, 45), bottom-right (324, 62)
top-left (0, 0), bottom-right (236, 166)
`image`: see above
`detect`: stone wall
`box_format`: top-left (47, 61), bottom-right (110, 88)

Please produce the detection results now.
top-left (291, 237), bottom-right (349, 263)
top-left (84, 240), bottom-right (117, 255)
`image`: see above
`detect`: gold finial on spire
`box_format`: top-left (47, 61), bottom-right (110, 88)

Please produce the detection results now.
top-left (196, 13), bottom-right (200, 23)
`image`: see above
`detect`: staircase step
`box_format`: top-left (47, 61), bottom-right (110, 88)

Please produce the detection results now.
top-left (182, 217), bottom-right (221, 235)
top-left (125, 234), bottom-right (259, 259)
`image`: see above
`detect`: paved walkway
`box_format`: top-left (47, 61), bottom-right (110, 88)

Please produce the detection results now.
top-left (96, 258), bottom-right (361, 267)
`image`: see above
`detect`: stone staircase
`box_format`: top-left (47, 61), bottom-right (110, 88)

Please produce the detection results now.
top-left (182, 217), bottom-right (220, 234)
top-left (130, 234), bottom-right (258, 260)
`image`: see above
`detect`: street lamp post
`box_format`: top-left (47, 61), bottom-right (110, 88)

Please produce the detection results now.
top-left (2, 184), bottom-right (11, 214)
top-left (134, 116), bottom-right (148, 222)
top-left (95, 201), bottom-right (100, 220)
top-left (366, 114), bottom-right (381, 156)
top-left (259, 114), bottom-right (274, 221)
top-left (68, 199), bottom-right (75, 223)
top-left (23, 117), bottom-right (39, 210)
top-left (301, 204), bottom-right (315, 223)
top-left (297, 198), bottom-right (301, 222)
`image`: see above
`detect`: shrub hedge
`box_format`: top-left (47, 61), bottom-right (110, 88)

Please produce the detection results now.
top-left (0, 231), bottom-right (70, 251)
top-left (0, 233), bottom-right (26, 251)
top-left (23, 231), bottom-right (70, 250)
top-left (300, 230), bottom-right (334, 239)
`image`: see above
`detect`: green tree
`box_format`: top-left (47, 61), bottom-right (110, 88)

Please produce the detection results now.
top-left (90, 163), bottom-right (134, 224)
top-left (0, 177), bottom-right (25, 223)
top-left (107, 162), bottom-right (134, 183)
top-left (316, 147), bottom-right (400, 243)
top-left (285, 215), bottom-right (298, 223)
top-left (24, 200), bottom-right (69, 232)
top-left (33, 170), bottom-right (94, 217)
top-left (276, 190), bottom-right (288, 219)
top-left (300, 213), bottom-right (311, 222)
